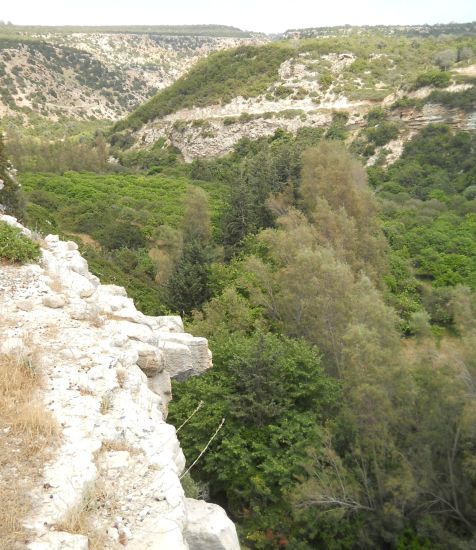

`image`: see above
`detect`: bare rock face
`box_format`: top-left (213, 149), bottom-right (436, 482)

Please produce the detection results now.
top-left (0, 214), bottom-right (239, 550)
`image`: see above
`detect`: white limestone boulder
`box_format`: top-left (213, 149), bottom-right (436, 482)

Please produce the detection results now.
top-left (42, 293), bottom-right (66, 309)
top-left (134, 341), bottom-right (165, 377)
top-left (152, 333), bottom-right (212, 380)
top-left (147, 315), bottom-right (185, 333)
top-left (185, 498), bottom-right (241, 550)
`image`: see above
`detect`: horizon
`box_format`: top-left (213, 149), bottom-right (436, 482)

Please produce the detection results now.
top-left (2, 0), bottom-right (475, 34)
top-left (1, 20), bottom-right (476, 35)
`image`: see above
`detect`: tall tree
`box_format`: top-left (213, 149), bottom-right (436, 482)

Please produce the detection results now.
top-left (165, 186), bottom-right (213, 314)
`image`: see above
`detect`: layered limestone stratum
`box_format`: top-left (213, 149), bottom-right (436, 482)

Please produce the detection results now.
top-left (0, 213), bottom-right (240, 550)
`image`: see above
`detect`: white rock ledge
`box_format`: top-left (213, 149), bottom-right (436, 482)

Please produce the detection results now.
top-left (0, 214), bottom-right (239, 550)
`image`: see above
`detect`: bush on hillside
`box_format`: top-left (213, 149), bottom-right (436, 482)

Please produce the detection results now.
top-left (412, 70), bottom-right (451, 90)
top-left (0, 222), bottom-right (40, 263)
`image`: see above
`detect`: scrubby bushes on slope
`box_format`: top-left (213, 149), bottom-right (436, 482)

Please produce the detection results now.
top-left (113, 43), bottom-right (292, 133)
top-left (0, 222), bottom-right (40, 263)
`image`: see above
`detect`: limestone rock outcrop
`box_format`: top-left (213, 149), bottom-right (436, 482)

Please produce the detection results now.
top-left (185, 499), bottom-right (241, 550)
top-left (0, 214), bottom-right (239, 550)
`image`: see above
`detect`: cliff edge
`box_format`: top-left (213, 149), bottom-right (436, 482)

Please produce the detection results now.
top-left (0, 214), bottom-right (240, 550)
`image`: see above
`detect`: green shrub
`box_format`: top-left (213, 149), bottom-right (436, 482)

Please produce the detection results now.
top-left (0, 222), bottom-right (40, 263)
top-left (365, 121), bottom-right (400, 146)
top-left (412, 70), bottom-right (451, 90)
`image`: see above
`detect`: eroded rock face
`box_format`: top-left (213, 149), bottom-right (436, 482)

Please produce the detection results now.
top-left (0, 214), bottom-right (239, 550)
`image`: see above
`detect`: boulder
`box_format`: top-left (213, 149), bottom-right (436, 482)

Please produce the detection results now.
top-left (42, 294), bottom-right (66, 309)
top-left (160, 341), bottom-right (194, 380)
top-left (152, 333), bottom-right (212, 380)
top-left (185, 498), bottom-right (240, 550)
top-left (135, 342), bottom-right (165, 377)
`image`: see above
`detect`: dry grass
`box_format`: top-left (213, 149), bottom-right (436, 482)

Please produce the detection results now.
top-left (47, 275), bottom-right (64, 294)
top-left (54, 480), bottom-right (109, 550)
top-left (116, 368), bottom-right (127, 389)
top-left (0, 351), bottom-right (59, 549)
top-left (99, 438), bottom-right (140, 455)
top-left (100, 392), bottom-right (113, 415)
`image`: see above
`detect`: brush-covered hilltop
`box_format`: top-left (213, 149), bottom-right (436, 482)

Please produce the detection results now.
top-left (0, 24), bottom-right (266, 122)
top-left (110, 24), bottom-right (476, 162)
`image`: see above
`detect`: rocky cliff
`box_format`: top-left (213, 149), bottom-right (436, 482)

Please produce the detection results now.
top-left (0, 29), bottom-right (266, 122)
top-left (0, 213), bottom-right (240, 549)
top-left (130, 76), bottom-right (475, 162)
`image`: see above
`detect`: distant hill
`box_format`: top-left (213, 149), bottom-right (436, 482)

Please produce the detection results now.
top-left (284, 22), bottom-right (476, 39)
top-left (110, 28), bottom-right (476, 160)
top-left (0, 24), bottom-right (257, 38)
top-left (0, 25), bottom-right (266, 124)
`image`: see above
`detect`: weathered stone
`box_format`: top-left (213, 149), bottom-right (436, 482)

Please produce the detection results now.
top-left (185, 498), bottom-right (241, 550)
top-left (148, 370), bottom-right (172, 415)
top-left (17, 299), bottom-right (35, 311)
top-left (135, 342), bottom-right (165, 376)
top-left (42, 293), bottom-right (66, 309)
top-left (152, 333), bottom-right (212, 380)
top-left (160, 340), bottom-right (194, 379)
top-left (1, 216), bottom-right (237, 550)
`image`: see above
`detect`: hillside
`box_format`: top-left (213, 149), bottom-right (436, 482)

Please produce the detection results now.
top-left (2, 20), bottom-right (476, 550)
top-left (0, 25), bottom-right (266, 123)
top-left (284, 21), bottom-right (476, 39)
top-left (111, 30), bottom-right (476, 160)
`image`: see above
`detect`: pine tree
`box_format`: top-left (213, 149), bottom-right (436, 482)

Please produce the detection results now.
top-left (165, 239), bottom-right (212, 315)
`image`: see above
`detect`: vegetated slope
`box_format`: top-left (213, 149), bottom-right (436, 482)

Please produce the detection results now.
top-left (1, 24), bottom-right (256, 38)
top-left (112, 28), bottom-right (476, 160)
top-left (19, 119), bottom-right (476, 547)
top-left (113, 43), bottom-right (293, 132)
top-left (20, 171), bottom-right (230, 314)
top-left (166, 130), bottom-right (476, 549)
top-left (0, 26), bottom-right (266, 122)
top-left (284, 21), bottom-right (476, 39)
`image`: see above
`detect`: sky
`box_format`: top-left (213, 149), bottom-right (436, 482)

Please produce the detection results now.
top-left (1, 0), bottom-right (475, 33)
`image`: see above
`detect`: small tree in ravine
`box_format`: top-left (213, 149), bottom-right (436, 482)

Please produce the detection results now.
top-left (165, 187), bottom-right (213, 315)
top-left (0, 133), bottom-right (24, 219)
top-left (165, 239), bottom-right (212, 315)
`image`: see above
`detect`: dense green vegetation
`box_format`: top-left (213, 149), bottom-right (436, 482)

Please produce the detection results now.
top-left (167, 133), bottom-right (476, 549)
top-left (370, 125), bottom-right (476, 330)
top-left (19, 171), bottom-right (229, 313)
top-left (0, 132), bottom-right (24, 218)
top-left (0, 222), bottom-right (40, 263)
top-left (17, 119), bottom-right (476, 548)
